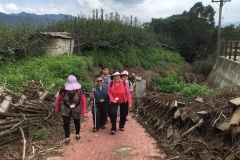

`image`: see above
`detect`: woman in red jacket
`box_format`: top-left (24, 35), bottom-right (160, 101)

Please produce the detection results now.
top-left (55, 75), bottom-right (86, 144)
top-left (108, 71), bottom-right (132, 135)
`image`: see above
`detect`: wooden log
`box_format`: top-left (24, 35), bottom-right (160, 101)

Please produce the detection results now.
top-left (197, 149), bottom-right (213, 160)
top-left (173, 128), bottom-right (181, 145)
top-left (183, 144), bottom-right (194, 155)
top-left (229, 107), bottom-right (240, 126)
top-left (232, 127), bottom-right (240, 134)
top-left (0, 119), bottom-right (40, 130)
top-left (16, 107), bottom-right (47, 113)
top-left (189, 112), bottom-right (200, 123)
top-left (229, 97), bottom-right (240, 106)
top-left (0, 112), bottom-right (47, 117)
top-left (181, 119), bottom-right (204, 138)
top-left (0, 124), bottom-right (33, 137)
top-left (212, 111), bottom-right (222, 127)
top-left (180, 108), bottom-right (188, 121)
top-left (167, 124), bottom-right (173, 139)
top-left (195, 96), bottom-right (204, 103)
top-left (177, 101), bottom-right (185, 107)
top-left (215, 122), bottom-right (230, 132)
top-left (18, 94), bottom-right (27, 105)
top-left (39, 90), bottom-right (49, 100)
top-left (24, 105), bottom-right (47, 111)
top-left (0, 96), bottom-right (12, 113)
top-left (159, 118), bottom-right (173, 131)
top-left (174, 109), bottom-right (181, 119)
top-left (19, 127), bottom-right (26, 160)
top-left (153, 119), bottom-right (160, 128)
top-left (0, 117), bottom-right (42, 126)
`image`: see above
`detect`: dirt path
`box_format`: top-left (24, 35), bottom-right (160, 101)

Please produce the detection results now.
top-left (46, 112), bottom-right (166, 160)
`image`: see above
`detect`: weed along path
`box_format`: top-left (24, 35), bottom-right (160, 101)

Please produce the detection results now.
top-left (46, 112), bottom-right (165, 160)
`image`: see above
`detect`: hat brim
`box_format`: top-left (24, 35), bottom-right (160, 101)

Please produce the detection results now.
top-left (64, 82), bottom-right (81, 90)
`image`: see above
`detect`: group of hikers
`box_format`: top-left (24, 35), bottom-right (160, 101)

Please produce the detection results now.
top-left (55, 66), bottom-right (137, 144)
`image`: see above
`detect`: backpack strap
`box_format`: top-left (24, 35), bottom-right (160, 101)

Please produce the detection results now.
top-left (110, 80), bottom-right (126, 87)
top-left (110, 81), bottom-right (113, 87)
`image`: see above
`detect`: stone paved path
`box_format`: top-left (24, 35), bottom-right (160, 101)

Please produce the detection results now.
top-left (47, 112), bottom-right (166, 160)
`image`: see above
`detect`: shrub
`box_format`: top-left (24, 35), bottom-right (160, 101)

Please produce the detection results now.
top-left (155, 72), bottom-right (216, 99)
top-left (192, 56), bottom-right (214, 76)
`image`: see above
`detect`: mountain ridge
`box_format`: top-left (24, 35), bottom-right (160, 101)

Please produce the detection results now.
top-left (0, 12), bottom-right (75, 25)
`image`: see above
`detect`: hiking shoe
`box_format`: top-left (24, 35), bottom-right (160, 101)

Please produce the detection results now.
top-left (93, 127), bottom-right (99, 132)
top-left (111, 131), bottom-right (116, 135)
top-left (76, 135), bottom-right (80, 140)
top-left (120, 128), bottom-right (124, 131)
top-left (65, 138), bottom-right (70, 144)
top-left (100, 126), bottom-right (106, 129)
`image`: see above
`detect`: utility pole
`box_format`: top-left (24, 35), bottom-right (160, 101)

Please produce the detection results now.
top-left (212, 0), bottom-right (231, 61)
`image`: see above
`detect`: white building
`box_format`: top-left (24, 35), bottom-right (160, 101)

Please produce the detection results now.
top-left (41, 32), bottom-right (74, 56)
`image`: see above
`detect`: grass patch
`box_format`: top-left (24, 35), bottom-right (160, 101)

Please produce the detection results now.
top-left (155, 72), bottom-right (216, 99)
top-left (0, 55), bottom-right (94, 93)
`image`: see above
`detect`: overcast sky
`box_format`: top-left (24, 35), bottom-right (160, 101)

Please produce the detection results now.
top-left (0, 0), bottom-right (239, 25)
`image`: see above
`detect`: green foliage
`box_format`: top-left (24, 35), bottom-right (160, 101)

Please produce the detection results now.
top-left (155, 72), bottom-right (185, 93)
top-left (35, 128), bottom-right (51, 141)
top-left (0, 22), bottom-right (47, 61)
top-left (0, 55), bottom-right (93, 93)
top-left (150, 2), bottom-right (216, 63)
top-left (179, 83), bottom-right (215, 99)
top-left (82, 44), bottom-right (184, 71)
top-left (192, 55), bottom-right (214, 76)
top-left (155, 72), bottom-right (215, 99)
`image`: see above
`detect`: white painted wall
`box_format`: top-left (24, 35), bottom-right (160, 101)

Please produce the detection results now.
top-left (45, 38), bottom-right (74, 56)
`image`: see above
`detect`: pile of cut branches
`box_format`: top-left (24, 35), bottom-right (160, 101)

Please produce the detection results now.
top-left (0, 81), bottom-right (58, 159)
top-left (134, 92), bottom-right (240, 160)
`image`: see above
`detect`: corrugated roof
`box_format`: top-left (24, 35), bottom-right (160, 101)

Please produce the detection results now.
top-left (41, 32), bottom-right (74, 39)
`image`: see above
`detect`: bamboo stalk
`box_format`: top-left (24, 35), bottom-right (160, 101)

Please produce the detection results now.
top-left (0, 124), bottom-right (35, 137)
top-left (0, 119), bottom-right (41, 130)
top-left (19, 127), bottom-right (26, 160)
top-left (0, 112), bottom-right (47, 117)
top-left (16, 107), bottom-right (47, 113)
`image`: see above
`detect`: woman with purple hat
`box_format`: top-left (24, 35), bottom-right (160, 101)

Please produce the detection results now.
top-left (55, 75), bottom-right (87, 144)
top-left (108, 71), bottom-right (132, 135)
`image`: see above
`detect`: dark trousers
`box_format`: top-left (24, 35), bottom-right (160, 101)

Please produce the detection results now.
top-left (62, 116), bottom-right (80, 138)
top-left (109, 102), bottom-right (128, 132)
top-left (106, 103), bottom-right (109, 121)
top-left (92, 103), bottom-right (107, 129)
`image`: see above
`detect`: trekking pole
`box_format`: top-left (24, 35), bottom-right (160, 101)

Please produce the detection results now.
top-left (93, 97), bottom-right (97, 130)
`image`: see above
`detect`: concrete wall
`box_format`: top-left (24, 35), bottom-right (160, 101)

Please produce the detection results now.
top-left (45, 38), bottom-right (74, 56)
top-left (205, 56), bottom-right (240, 89)
top-left (135, 77), bottom-right (146, 98)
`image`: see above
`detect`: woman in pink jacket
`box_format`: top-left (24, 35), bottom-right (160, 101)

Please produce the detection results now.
top-left (55, 75), bottom-right (86, 144)
top-left (108, 71), bottom-right (132, 135)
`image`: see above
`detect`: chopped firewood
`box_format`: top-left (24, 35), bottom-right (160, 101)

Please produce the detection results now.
top-left (215, 121), bottom-right (230, 132)
top-left (181, 119), bottom-right (204, 138)
top-left (229, 97), bottom-right (240, 106)
top-left (0, 96), bottom-right (12, 113)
